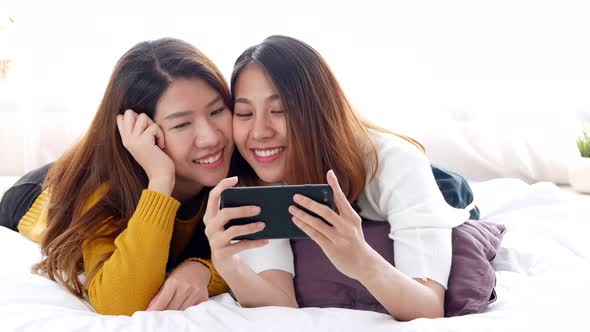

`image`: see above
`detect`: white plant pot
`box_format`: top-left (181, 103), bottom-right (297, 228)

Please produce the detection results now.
top-left (569, 157), bottom-right (590, 194)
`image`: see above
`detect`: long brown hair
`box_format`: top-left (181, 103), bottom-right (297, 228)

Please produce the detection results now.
top-left (230, 35), bottom-right (423, 203)
top-left (34, 38), bottom-right (231, 298)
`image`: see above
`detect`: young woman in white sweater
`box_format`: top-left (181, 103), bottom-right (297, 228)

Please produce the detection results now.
top-left (202, 35), bottom-right (469, 320)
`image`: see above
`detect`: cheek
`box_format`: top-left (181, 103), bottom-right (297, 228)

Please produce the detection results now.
top-left (219, 119), bottom-right (233, 144)
top-left (163, 136), bottom-right (187, 161)
top-left (276, 118), bottom-right (288, 142)
top-left (232, 123), bottom-right (249, 148)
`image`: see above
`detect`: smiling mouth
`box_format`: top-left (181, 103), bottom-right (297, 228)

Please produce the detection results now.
top-left (252, 147), bottom-right (284, 157)
top-left (251, 147), bottom-right (285, 163)
top-left (193, 148), bottom-right (223, 165)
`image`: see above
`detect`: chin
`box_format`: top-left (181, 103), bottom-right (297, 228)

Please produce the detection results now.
top-left (256, 171), bottom-right (284, 185)
top-left (203, 179), bottom-right (223, 187)
top-left (204, 171), bottom-right (229, 187)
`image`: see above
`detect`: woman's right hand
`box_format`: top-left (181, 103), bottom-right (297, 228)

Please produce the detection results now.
top-left (116, 109), bottom-right (175, 194)
top-left (203, 177), bottom-right (269, 275)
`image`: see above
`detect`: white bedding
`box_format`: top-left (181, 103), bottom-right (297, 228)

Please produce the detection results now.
top-left (1, 178), bottom-right (589, 332)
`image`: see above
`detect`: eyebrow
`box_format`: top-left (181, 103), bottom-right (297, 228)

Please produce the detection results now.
top-left (235, 94), bottom-right (281, 105)
top-left (163, 96), bottom-right (223, 121)
top-left (163, 110), bottom-right (193, 121)
top-left (206, 96), bottom-right (223, 108)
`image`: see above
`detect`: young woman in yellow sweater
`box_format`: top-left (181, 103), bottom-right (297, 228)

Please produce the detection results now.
top-left (0, 38), bottom-right (237, 316)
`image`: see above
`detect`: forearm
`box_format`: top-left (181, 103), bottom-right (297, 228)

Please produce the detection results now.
top-left (85, 190), bottom-right (179, 315)
top-left (220, 261), bottom-right (298, 308)
top-left (358, 252), bottom-right (444, 321)
top-left (88, 233), bottom-right (170, 315)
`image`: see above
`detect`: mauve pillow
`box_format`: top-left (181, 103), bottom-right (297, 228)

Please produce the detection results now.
top-left (291, 219), bottom-right (506, 317)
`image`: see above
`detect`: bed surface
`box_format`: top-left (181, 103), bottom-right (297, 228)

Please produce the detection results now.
top-left (0, 178), bottom-right (588, 331)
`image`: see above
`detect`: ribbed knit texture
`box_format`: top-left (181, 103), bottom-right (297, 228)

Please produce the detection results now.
top-left (18, 188), bottom-right (228, 315)
top-left (240, 130), bottom-right (469, 289)
top-left (17, 189), bottom-right (50, 242)
top-left (357, 130), bottom-right (469, 288)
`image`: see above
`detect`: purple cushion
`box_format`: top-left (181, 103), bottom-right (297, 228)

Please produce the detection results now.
top-left (291, 219), bottom-right (506, 317)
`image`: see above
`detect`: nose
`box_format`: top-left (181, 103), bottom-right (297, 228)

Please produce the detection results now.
top-left (194, 119), bottom-right (222, 148)
top-left (251, 113), bottom-right (275, 141)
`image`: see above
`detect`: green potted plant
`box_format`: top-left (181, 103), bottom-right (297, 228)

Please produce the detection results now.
top-left (569, 129), bottom-right (590, 193)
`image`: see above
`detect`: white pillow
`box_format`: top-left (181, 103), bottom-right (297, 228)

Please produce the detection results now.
top-left (402, 119), bottom-right (580, 184)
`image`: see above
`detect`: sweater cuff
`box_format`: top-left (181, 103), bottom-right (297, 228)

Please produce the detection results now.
top-left (17, 189), bottom-right (50, 243)
top-left (184, 258), bottom-right (229, 296)
top-left (130, 190), bottom-right (180, 233)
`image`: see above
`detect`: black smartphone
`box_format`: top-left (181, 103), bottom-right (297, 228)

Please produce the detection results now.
top-left (220, 184), bottom-right (335, 240)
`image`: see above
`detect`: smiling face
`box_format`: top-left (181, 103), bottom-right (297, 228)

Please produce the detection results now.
top-left (154, 78), bottom-right (233, 198)
top-left (232, 64), bottom-right (288, 184)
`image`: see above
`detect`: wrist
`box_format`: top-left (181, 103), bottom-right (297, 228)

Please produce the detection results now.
top-left (148, 176), bottom-right (175, 195)
top-left (213, 255), bottom-right (241, 279)
top-left (352, 245), bottom-right (386, 283)
top-left (190, 260), bottom-right (212, 284)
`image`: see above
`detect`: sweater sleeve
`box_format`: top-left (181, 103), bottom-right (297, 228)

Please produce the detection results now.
top-left (83, 189), bottom-right (180, 316)
top-left (359, 132), bottom-right (469, 289)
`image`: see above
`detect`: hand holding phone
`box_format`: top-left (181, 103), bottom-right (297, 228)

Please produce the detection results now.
top-left (289, 170), bottom-right (377, 282)
top-left (221, 184), bottom-right (335, 240)
top-left (203, 177), bottom-right (270, 275)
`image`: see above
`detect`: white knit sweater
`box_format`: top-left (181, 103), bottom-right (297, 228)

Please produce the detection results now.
top-left (239, 130), bottom-right (469, 289)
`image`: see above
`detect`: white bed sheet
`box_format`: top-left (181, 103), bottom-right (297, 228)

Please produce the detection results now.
top-left (0, 178), bottom-right (589, 332)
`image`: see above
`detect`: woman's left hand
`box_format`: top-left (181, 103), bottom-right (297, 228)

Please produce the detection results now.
top-left (146, 260), bottom-right (210, 311)
top-left (290, 170), bottom-right (378, 281)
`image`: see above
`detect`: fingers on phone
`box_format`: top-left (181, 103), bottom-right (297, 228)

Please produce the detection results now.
top-left (210, 177), bottom-right (239, 201)
top-left (292, 216), bottom-right (331, 248)
top-left (327, 169), bottom-right (356, 217)
top-left (225, 239), bottom-right (269, 256)
top-left (206, 205), bottom-right (260, 237)
top-left (218, 206), bottom-right (260, 225)
top-left (224, 222), bottom-right (265, 241)
top-left (205, 178), bottom-right (239, 222)
top-left (293, 194), bottom-right (337, 224)
top-left (290, 207), bottom-right (334, 237)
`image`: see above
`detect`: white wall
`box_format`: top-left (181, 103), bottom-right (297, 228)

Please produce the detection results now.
top-left (1, 0), bottom-right (589, 175)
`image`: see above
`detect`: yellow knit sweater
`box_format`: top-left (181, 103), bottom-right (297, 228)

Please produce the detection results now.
top-left (17, 187), bottom-right (228, 316)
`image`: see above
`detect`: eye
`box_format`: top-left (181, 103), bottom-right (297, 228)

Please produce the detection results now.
top-left (173, 122), bottom-right (191, 129)
top-left (211, 107), bottom-right (225, 116)
top-left (235, 112), bottom-right (253, 118)
top-left (271, 110), bottom-right (285, 115)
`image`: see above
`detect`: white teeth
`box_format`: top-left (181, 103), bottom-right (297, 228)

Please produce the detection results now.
top-left (195, 151), bottom-right (222, 164)
top-left (254, 147), bottom-right (283, 157)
